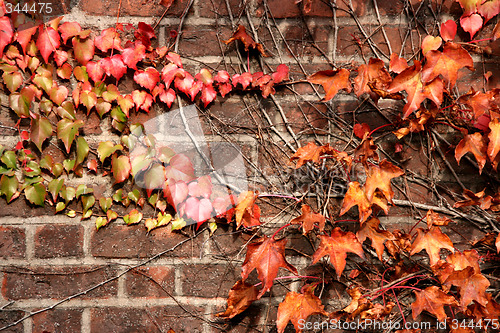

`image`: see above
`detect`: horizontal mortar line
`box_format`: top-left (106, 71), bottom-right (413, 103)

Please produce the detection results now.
top-left (5, 296), bottom-right (229, 309)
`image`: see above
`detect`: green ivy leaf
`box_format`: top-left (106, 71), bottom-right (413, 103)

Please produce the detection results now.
top-left (25, 183), bottom-right (46, 206)
top-left (9, 87), bottom-right (34, 118)
top-left (56, 101), bottom-right (76, 120)
top-left (3, 71), bottom-right (23, 93)
top-left (112, 155), bottom-right (131, 183)
top-left (56, 118), bottom-right (84, 153)
top-left (111, 106), bottom-right (127, 122)
top-left (55, 201), bottom-right (66, 213)
top-left (82, 209), bottom-right (93, 219)
top-left (73, 66), bottom-right (88, 82)
top-left (171, 215), bottom-right (186, 231)
top-left (1, 151), bottom-right (17, 169)
top-left (0, 174), bottom-right (19, 202)
top-left (61, 185), bottom-right (76, 204)
top-left (76, 184), bottom-right (93, 198)
top-left (95, 216), bottom-right (107, 230)
top-left (39, 155), bottom-right (54, 171)
top-left (80, 90), bottom-right (97, 115)
top-left (106, 209), bottom-right (118, 223)
top-left (33, 73), bottom-right (53, 93)
top-left (99, 197), bottom-right (112, 212)
top-left (52, 163), bottom-right (64, 177)
top-left (81, 194), bottom-right (95, 214)
top-left (95, 98), bottom-right (111, 118)
top-left (111, 119), bottom-right (127, 132)
top-left (102, 84), bottom-right (119, 102)
top-left (24, 161), bottom-right (41, 177)
top-left (127, 189), bottom-right (141, 203)
top-left (124, 209), bottom-right (142, 225)
top-left (67, 210), bottom-right (77, 218)
top-left (97, 141), bottom-right (123, 163)
top-left (75, 137), bottom-right (89, 167)
top-left (30, 114), bottom-right (52, 152)
top-left (48, 178), bottom-right (64, 202)
top-left (63, 159), bottom-right (76, 173)
top-left (39, 98), bottom-right (54, 115)
top-left (144, 164), bottom-right (165, 197)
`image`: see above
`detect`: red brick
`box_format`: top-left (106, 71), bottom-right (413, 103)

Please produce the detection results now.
top-left (283, 24), bottom-right (329, 58)
top-left (0, 107), bottom-right (18, 134)
top-left (125, 266), bottom-right (175, 297)
top-left (258, 0), bottom-right (366, 18)
top-left (0, 310), bottom-right (24, 333)
top-left (79, 0), bottom-right (189, 16)
top-left (1, 266), bottom-right (117, 300)
top-left (376, 0), bottom-right (405, 16)
top-left (198, 0), bottom-right (246, 18)
top-left (178, 25), bottom-right (232, 57)
top-left (34, 224), bottom-right (84, 258)
top-left (90, 306), bottom-right (205, 333)
top-left (0, 226), bottom-right (25, 259)
top-left (0, 199), bottom-right (53, 217)
top-left (78, 110), bottom-right (102, 135)
top-left (90, 224), bottom-right (204, 258)
top-left (180, 264), bottom-right (239, 297)
top-left (32, 309), bottom-right (82, 333)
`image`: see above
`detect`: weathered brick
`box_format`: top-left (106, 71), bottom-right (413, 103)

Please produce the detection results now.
top-left (0, 199), bottom-right (53, 218)
top-left (90, 306), bottom-right (205, 333)
top-left (79, 0), bottom-right (189, 17)
top-left (0, 226), bottom-right (25, 259)
top-left (181, 264), bottom-right (239, 297)
top-left (78, 111), bottom-right (102, 135)
top-left (125, 266), bottom-right (175, 297)
top-left (32, 309), bottom-right (82, 333)
top-left (258, 0), bottom-right (366, 18)
top-left (34, 224), bottom-right (84, 258)
top-left (2, 266), bottom-right (117, 300)
top-left (0, 310), bottom-right (24, 333)
top-left (91, 224), bottom-right (204, 258)
top-left (198, 0), bottom-right (246, 18)
top-left (178, 25), bottom-right (232, 57)
top-left (283, 24), bottom-right (330, 58)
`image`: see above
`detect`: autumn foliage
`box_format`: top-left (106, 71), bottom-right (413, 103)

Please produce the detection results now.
top-left (0, 0), bottom-right (500, 332)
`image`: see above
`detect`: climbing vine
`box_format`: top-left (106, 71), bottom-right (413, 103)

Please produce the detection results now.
top-left (0, 0), bottom-right (500, 332)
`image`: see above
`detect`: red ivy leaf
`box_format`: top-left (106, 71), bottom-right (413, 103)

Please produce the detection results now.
top-left (460, 13), bottom-right (484, 39)
top-left (100, 55), bottom-right (127, 81)
top-left (94, 27), bottom-right (123, 52)
top-left (133, 67), bottom-right (160, 91)
top-left (86, 61), bottom-right (105, 82)
top-left (37, 26), bottom-right (61, 63)
top-left (72, 36), bottom-right (94, 65)
top-left (122, 44), bottom-right (146, 70)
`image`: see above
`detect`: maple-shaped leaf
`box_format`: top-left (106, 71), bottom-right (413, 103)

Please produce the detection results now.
top-left (37, 26), bottom-right (61, 63)
top-left (455, 131), bottom-right (487, 174)
top-left (353, 123), bottom-right (371, 139)
top-left (223, 25), bottom-right (268, 56)
top-left (290, 142), bottom-right (335, 168)
top-left (30, 114), bottom-right (52, 152)
top-left (353, 58), bottom-right (392, 98)
top-left (487, 117), bottom-right (500, 170)
top-left (111, 155), bottom-right (131, 184)
top-left (426, 210), bottom-right (453, 228)
top-left (356, 217), bottom-right (395, 261)
top-left (312, 227), bottom-right (364, 278)
top-left (0, 17), bottom-right (14, 58)
top-left (354, 135), bottom-right (379, 166)
top-left (387, 61), bottom-right (444, 118)
top-left (468, 292), bottom-right (500, 321)
top-left (443, 267), bottom-right (490, 308)
top-left (364, 159), bottom-right (403, 203)
top-left (94, 27), bottom-right (122, 52)
top-left (340, 181), bottom-right (372, 223)
top-left (411, 286), bottom-right (458, 322)
top-left (307, 68), bottom-right (351, 101)
top-left (216, 280), bottom-right (259, 319)
top-left (122, 45), bottom-right (146, 70)
top-left (440, 20), bottom-right (457, 41)
top-left (290, 204), bottom-right (326, 234)
top-left (445, 249), bottom-right (480, 274)
top-left (241, 235), bottom-right (297, 299)
top-left (276, 285), bottom-right (329, 333)
top-left (234, 191), bottom-right (261, 229)
top-left (460, 13), bottom-right (483, 39)
top-left (497, 232), bottom-right (500, 253)
top-left (453, 188), bottom-right (489, 208)
top-left (100, 55), bottom-right (127, 81)
top-left (421, 42), bottom-right (473, 86)
top-left (410, 226), bottom-right (455, 266)
top-left (134, 67), bottom-right (160, 91)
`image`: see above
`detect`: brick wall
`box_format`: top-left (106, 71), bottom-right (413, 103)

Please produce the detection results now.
top-left (1, 0), bottom-right (499, 332)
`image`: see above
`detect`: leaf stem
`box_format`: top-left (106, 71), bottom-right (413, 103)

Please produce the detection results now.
top-left (272, 222), bottom-right (292, 239)
top-left (369, 123), bottom-right (392, 136)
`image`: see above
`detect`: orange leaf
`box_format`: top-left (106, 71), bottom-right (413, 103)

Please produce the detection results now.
top-left (290, 142), bottom-right (335, 168)
top-left (487, 117), bottom-right (500, 170)
top-left (443, 267), bottom-right (490, 308)
top-left (223, 25), bottom-right (268, 57)
top-left (410, 226), bottom-right (455, 266)
top-left (353, 58), bottom-right (392, 98)
top-left (356, 217), bottom-right (395, 261)
top-left (411, 286), bottom-right (458, 322)
top-left (387, 61), bottom-right (444, 118)
top-left (276, 284), bottom-right (328, 333)
top-left (421, 42), bottom-right (474, 87)
top-left (421, 35), bottom-right (442, 55)
top-left (389, 53), bottom-right (408, 74)
top-left (364, 159), bottom-right (404, 203)
top-left (353, 136), bottom-right (378, 167)
top-left (312, 227), bottom-right (364, 278)
top-left (455, 132), bottom-right (487, 174)
top-left (340, 181), bottom-right (372, 223)
top-left (496, 232), bottom-right (500, 253)
top-left (216, 280), bottom-right (259, 319)
top-left (234, 191), bottom-right (261, 229)
top-left (426, 210), bottom-right (453, 228)
top-left (445, 249), bottom-right (480, 274)
top-left (307, 68), bottom-right (351, 101)
top-left (241, 235), bottom-right (297, 299)
top-left (290, 204), bottom-right (326, 234)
